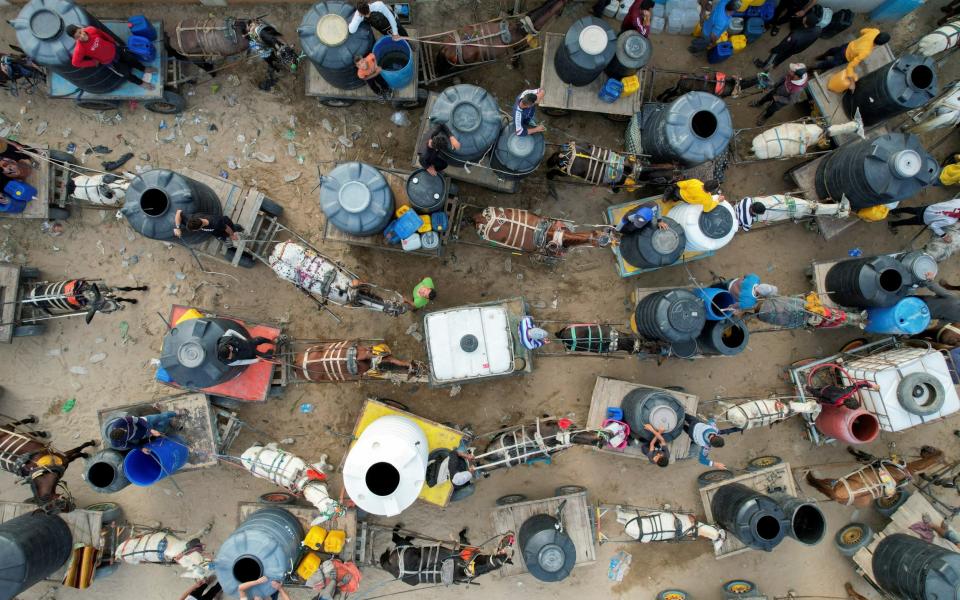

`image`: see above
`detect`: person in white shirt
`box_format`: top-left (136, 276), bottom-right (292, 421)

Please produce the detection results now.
top-left (889, 197), bottom-right (960, 242)
top-left (348, 1), bottom-right (407, 39)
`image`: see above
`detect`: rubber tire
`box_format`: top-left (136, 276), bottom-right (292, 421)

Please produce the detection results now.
top-left (319, 98), bottom-right (355, 108)
top-left (76, 99), bottom-right (121, 111)
top-left (697, 469), bottom-right (734, 487)
top-left (450, 483), bottom-right (475, 502)
top-left (393, 88), bottom-right (427, 109)
top-left (145, 90), bottom-right (186, 114)
top-left (13, 324), bottom-right (46, 337)
top-left (496, 494), bottom-right (527, 506)
top-left (840, 338), bottom-right (868, 353)
top-left (259, 197), bottom-right (284, 218)
top-left (554, 485), bottom-right (586, 497)
top-left (85, 502), bottom-right (124, 524)
top-left (897, 372), bottom-right (945, 416)
top-left (210, 395), bottom-right (243, 410)
top-left (223, 247), bottom-right (257, 269)
top-left (835, 522), bottom-right (874, 557)
top-left (93, 562), bottom-right (120, 580)
top-left (723, 580), bottom-right (757, 595)
top-left (19, 266), bottom-right (40, 279)
top-left (259, 491), bottom-right (296, 505)
top-left (657, 591), bottom-right (690, 600)
top-left (605, 113), bottom-right (632, 123)
top-left (47, 206), bottom-right (71, 220)
top-left (746, 455), bottom-right (783, 472)
top-left (541, 107), bottom-right (570, 117)
top-left (664, 386), bottom-right (686, 393)
top-left (874, 490), bottom-right (911, 517)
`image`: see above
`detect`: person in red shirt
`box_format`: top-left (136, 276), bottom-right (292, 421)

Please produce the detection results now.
top-left (622, 0), bottom-right (655, 35)
top-left (65, 24), bottom-right (154, 90)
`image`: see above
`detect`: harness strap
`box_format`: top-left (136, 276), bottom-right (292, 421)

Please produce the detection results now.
top-left (937, 323), bottom-right (960, 343)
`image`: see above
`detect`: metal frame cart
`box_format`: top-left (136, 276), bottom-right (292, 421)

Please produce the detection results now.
top-left (0, 146), bottom-right (82, 221)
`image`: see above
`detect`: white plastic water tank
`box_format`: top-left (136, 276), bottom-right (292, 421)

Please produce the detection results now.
top-left (666, 201), bottom-right (737, 253)
top-left (602, 0), bottom-right (621, 18)
top-left (342, 416), bottom-right (428, 516)
top-left (841, 347), bottom-right (959, 432)
top-left (424, 304), bottom-right (516, 383)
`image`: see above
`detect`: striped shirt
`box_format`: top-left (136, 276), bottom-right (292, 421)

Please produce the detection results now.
top-left (735, 198), bottom-right (754, 232)
top-left (514, 89), bottom-right (540, 136)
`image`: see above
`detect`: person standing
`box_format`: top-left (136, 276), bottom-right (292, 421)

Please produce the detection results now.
top-left (217, 331), bottom-right (276, 366)
top-left (637, 423), bottom-right (670, 468)
top-left (768, 0), bottom-right (818, 36)
top-left (691, 0), bottom-right (735, 53)
top-left (66, 24), bottom-right (155, 89)
top-left (754, 20), bottom-right (822, 71)
top-left (408, 277), bottom-right (436, 310)
top-left (888, 198), bottom-right (960, 243)
top-left (519, 316), bottom-right (551, 350)
top-left (514, 88), bottom-right (545, 136)
top-left (418, 123), bottom-right (461, 176)
top-left (720, 273), bottom-right (779, 311)
top-left (174, 210), bottom-right (244, 242)
top-left (817, 30), bottom-right (890, 92)
top-left (621, 0), bottom-right (655, 35)
top-left (104, 411), bottom-right (180, 451)
top-left (734, 197), bottom-right (767, 232)
top-left (663, 179), bottom-right (722, 212)
top-left (751, 64), bottom-right (810, 126)
top-left (615, 202), bottom-right (666, 234)
top-left (180, 576), bottom-right (222, 600)
top-left (354, 52), bottom-right (391, 100)
top-left (348, 0), bottom-right (407, 38)
top-left (683, 414), bottom-right (727, 469)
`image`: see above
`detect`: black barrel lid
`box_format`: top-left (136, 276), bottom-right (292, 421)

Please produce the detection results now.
top-left (698, 206), bottom-right (734, 239)
top-left (650, 226), bottom-right (682, 254)
top-left (619, 31), bottom-right (651, 67)
top-left (406, 168), bottom-right (446, 212)
top-left (460, 334), bottom-right (479, 353)
top-left (670, 338), bottom-right (699, 358)
top-left (666, 292), bottom-right (706, 334)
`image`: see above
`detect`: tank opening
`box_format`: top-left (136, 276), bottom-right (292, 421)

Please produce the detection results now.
top-left (710, 293), bottom-right (736, 317)
top-left (909, 65), bottom-right (934, 90)
top-left (878, 269), bottom-right (903, 293)
top-left (850, 413), bottom-right (880, 442)
top-left (366, 462), bottom-right (401, 496)
top-left (380, 50), bottom-right (409, 71)
top-left (791, 504), bottom-right (826, 545)
top-left (755, 515), bottom-right (782, 541)
top-left (233, 556), bottom-right (263, 583)
top-left (910, 382), bottom-right (937, 408)
top-left (691, 111), bottom-right (718, 139)
top-left (140, 188), bottom-right (170, 217)
top-left (87, 462), bottom-right (118, 488)
top-left (721, 324), bottom-right (746, 348)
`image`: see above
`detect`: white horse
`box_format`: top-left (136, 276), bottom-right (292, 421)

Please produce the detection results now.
top-left (743, 195), bottom-right (851, 225)
top-left (906, 81), bottom-right (960, 134)
top-left (919, 20), bottom-right (960, 57)
top-left (240, 443), bottom-right (341, 524)
top-left (70, 173), bottom-right (132, 207)
top-left (716, 398), bottom-right (819, 430)
top-left (750, 117), bottom-right (863, 160)
top-left (616, 507), bottom-right (725, 551)
top-left (116, 526), bottom-right (212, 578)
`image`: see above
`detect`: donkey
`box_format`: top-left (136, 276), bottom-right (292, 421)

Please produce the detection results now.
top-left (475, 418), bottom-right (606, 473)
top-left (805, 445), bottom-right (944, 507)
top-left (656, 72), bottom-right (770, 103)
top-left (379, 526), bottom-right (513, 586)
top-left (472, 207), bottom-right (615, 257)
top-left (0, 415), bottom-right (96, 513)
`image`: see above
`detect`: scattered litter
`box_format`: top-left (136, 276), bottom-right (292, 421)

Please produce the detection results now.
top-left (219, 170), bottom-right (229, 179)
top-left (41, 221), bottom-right (64, 237)
top-left (337, 135), bottom-right (353, 148)
top-left (299, 403), bottom-right (314, 414)
top-left (391, 111), bottom-right (411, 127)
top-left (90, 145), bottom-right (112, 155)
top-left (102, 152), bottom-right (134, 171)
top-left (159, 119), bottom-right (168, 130)
top-left (35, 121), bottom-right (47, 135)
top-left (68, 367), bottom-right (88, 376)
top-left (237, 134), bottom-right (245, 143)
top-left (159, 132), bottom-right (176, 143)
top-left (47, 348), bottom-right (61, 357)
top-left (283, 129), bottom-right (296, 140)
top-left (226, 95), bottom-right (239, 107)
top-left (209, 124), bottom-right (218, 132)
top-left (321, 119), bottom-right (333, 133)
top-left (227, 74), bottom-right (241, 86)
top-left (449, 385), bottom-right (462, 398)
top-left (119, 321), bottom-right (129, 341)
top-left (139, 152), bottom-right (150, 161)
top-left (89, 352), bottom-right (107, 364)
top-left (252, 152), bottom-right (276, 163)
top-left (193, 135), bottom-right (208, 145)
top-left (504, 257), bottom-right (512, 273)
top-left (66, 142), bottom-right (76, 154)
top-left (283, 172), bottom-right (301, 183)
top-left (62, 128), bottom-right (71, 138)
top-left (608, 550), bottom-right (631, 582)
top-left (165, 283), bottom-right (179, 295)
top-left (405, 323), bottom-right (423, 342)
top-left (530, 300), bottom-right (546, 309)
top-left (848, 247), bottom-right (863, 257)
top-left (371, 142), bottom-right (380, 149)
top-left (175, 272), bottom-right (187, 280)
top-left (122, 255), bottom-right (140, 267)
top-left (211, 84), bottom-right (220, 94)
top-left (227, 157), bottom-right (239, 170)
top-left (61, 398), bottom-right (77, 413)
top-left (279, 437), bottom-right (296, 445)
top-left (184, 143), bottom-right (192, 156)
top-left (297, 155), bottom-right (305, 165)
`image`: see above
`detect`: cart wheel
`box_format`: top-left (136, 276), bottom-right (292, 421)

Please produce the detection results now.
top-left (378, 398), bottom-right (409, 411)
top-left (746, 455), bottom-right (782, 472)
top-left (839, 338), bottom-right (868, 353)
top-left (224, 248), bottom-right (257, 269)
top-left (873, 490), bottom-right (910, 517)
top-left (85, 502), bottom-right (124, 524)
top-left (319, 98), bottom-right (355, 108)
top-left (450, 483), bottom-right (476, 502)
top-left (259, 491), bottom-right (297, 505)
top-left (47, 206), bottom-right (70, 220)
top-left (259, 197), bottom-right (284, 218)
top-left (835, 522), bottom-right (874, 557)
top-left (723, 579), bottom-right (757, 595)
top-left (47, 149), bottom-right (79, 166)
top-left (393, 88), bottom-right (427, 109)
top-left (605, 113), bottom-right (631, 123)
top-left (76, 99), bottom-right (121, 111)
top-left (210, 395), bottom-right (243, 410)
top-left (13, 324), bottom-right (47, 337)
top-left (697, 469), bottom-right (734, 487)
top-left (495, 494), bottom-right (527, 506)
top-left (145, 90), bottom-right (186, 114)
top-left (19, 266), bottom-right (40, 279)
top-left (657, 591), bottom-right (690, 600)
top-left (664, 386), bottom-right (686, 393)
top-left (93, 562), bottom-right (121, 581)
top-left (541, 107), bottom-right (570, 117)
top-left (803, 265), bottom-right (814, 280)
top-left (554, 485), bottom-right (586, 497)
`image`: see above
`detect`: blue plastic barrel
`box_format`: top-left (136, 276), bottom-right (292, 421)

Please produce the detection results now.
top-left (123, 436), bottom-right (189, 486)
top-left (599, 78), bottom-right (624, 103)
top-left (865, 297), bottom-right (931, 335)
top-left (869, 0), bottom-right (924, 21)
top-left (745, 17), bottom-right (765, 42)
top-left (373, 37), bottom-right (414, 90)
top-left (759, 0), bottom-right (776, 22)
top-left (708, 42), bottom-right (733, 64)
top-left (693, 287), bottom-right (736, 320)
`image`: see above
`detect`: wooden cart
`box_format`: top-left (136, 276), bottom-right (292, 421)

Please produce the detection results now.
top-left (0, 146), bottom-right (78, 221)
top-left (0, 264), bottom-right (37, 343)
top-left (586, 376), bottom-right (698, 465)
top-left (785, 153), bottom-right (866, 241)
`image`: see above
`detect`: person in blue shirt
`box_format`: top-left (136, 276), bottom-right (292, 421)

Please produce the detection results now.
top-left (615, 203), bottom-right (667, 235)
top-left (683, 413), bottom-right (730, 469)
top-left (105, 411), bottom-right (179, 451)
top-left (700, 0), bottom-right (736, 46)
top-left (514, 88), bottom-right (545, 137)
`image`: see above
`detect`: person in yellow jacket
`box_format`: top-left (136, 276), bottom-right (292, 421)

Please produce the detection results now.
top-left (814, 29), bottom-right (890, 93)
top-left (663, 178), bottom-right (722, 212)
top-left (941, 156), bottom-right (960, 186)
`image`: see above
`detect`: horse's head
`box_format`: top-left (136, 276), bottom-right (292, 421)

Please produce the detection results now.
top-left (30, 462), bottom-right (69, 513)
top-left (529, 0), bottom-right (569, 29)
top-left (919, 445), bottom-right (944, 460)
top-left (592, 228), bottom-right (617, 248)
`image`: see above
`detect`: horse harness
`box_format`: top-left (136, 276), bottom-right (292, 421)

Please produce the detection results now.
top-left (937, 323), bottom-right (960, 344)
top-left (0, 427), bottom-right (62, 480)
top-left (559, 143), bottom-right (634, 187)
top-left (396, 544), bottom-right (468, 585)
top-left (928, 22), bottom-right (960, 52)
top-left (120, 533), bottom-right (203, 563)
top-left (446, 16), bottom-right (539, 65)
top-left (478, 207), bottom-right (565, 254)
top-left (299, 341), bottom-right (361, 382)
top-left (623, 509), bottom-right (697, 542)
top-left (837, 459), bottom-right (906, 506)
top-left (477, 419), bottom-right (576, 470)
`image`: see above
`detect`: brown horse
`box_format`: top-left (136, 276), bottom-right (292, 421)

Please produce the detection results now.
top-left (293, 341), bottom-right (425, 382)
top-left (656, 72), bottom-right (769, 103)
top-left (472, 207), bottom-right (615, 257)
top-left (433, 0), bottom-right (568, 70)
top-left (805, 446), bottom-right (944, 507)
top-left (474, 418), bottom-right (606, 472)
top-left (0, 415), bottom-right (96, 513)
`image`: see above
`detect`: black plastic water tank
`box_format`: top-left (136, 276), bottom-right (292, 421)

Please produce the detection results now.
top-left (605, 30), bottom-right (651, 78)
top-left (632, 289), bottom-right (707, 343)
top-left (620, 217), bottom-right (686, 268)
top-left (84, 448), bottom-right (130, 494)
top-left (491, 124), bottom-right (545, 179)
top-left (428, 84), bottom-right (502, 166)
top-left (405, 169), bottom-right (448, 213)
top-left (711, 483), bottom-right (789, 552)
top-left (160, 316), bottom-right (252, 388)
top-left (518, 514), bottom-right (576, 583)
top-left (0, 511), bottom-right (73, 598)
top-left (121, 169), bottom-right (222, 245)
top-left (620, 387), bottom-right (685, 442)
top-left (844, 54), bottom-right (938, 127)
top-left (770, 493), bottom-right (826, 546)
top-left (299, 1), bottom-right (374, 90)
top-left (825, 255), bottom-right (910, 308)
top-left (638, 92), bottom-right (734, 166)
top-left (697, 318), bottom-right (749, 356)
top-left (554, 16), bottom-right (616, 87)
top-left (11, 0), bottom-right (124, 94)
top-left (872, 533), bottom-right (960, 600)
top-left (319, 162), bottom-right (393, 235)
top-left (814, 133), bottom-right (939, 209)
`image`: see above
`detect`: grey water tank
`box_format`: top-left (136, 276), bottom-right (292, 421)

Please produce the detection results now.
top-left (428, 84), bottom-right (502, 166)
top-left (554, 17), bottom-right (616, 87)
top-left (299, 1), bottom-right (374, 90)
top-left (84, 449), bottom-right (130, 494)
top-left (11, 0), bottom-right (124, 94)
top-left (491, 124), bottom-right (544, 179)
top-left (770, 493), bottom-right (826, 546)
top-left (814, 132), bottom-right (938, 209)
top-left (697, 319), bottom-right (749, 356)
top-left (711, 483), bottom-right (789, 552)
top-left (0, 511), bottom-right (73, 598)
top-left (637, 92), bottom-right (733, 166)
top-left (873, 533), bottom-right (960, 600)
top-left (121, 169), bottom-right (222, 245)
top-left (620, 387), bottom-right (685, 442)
top-left (518, 514), bottom-right (576, 583)
top-left (619, 217), bottom-right (686, 269)
top-left (216, 508), bottom-right (304, 598)
top-left (605, 30), bottom-right (651, 79)
top-left (320, 161), bottom-right (393, 235)
top-left (825, 255), bottom-right (911, 308)
top-left (405, 169), bottom-right (448, 213)
top-left (844, 54), bottom-right (938, 127)
top-left (632, 289), bottom-right (707, 343)
top-left (160, 316), bottom-right (252, 388)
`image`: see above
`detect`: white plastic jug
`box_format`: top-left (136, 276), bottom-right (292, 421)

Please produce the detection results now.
top-left (401, 233), bottom-right (422, 252)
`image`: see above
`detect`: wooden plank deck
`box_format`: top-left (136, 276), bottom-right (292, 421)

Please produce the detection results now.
top-left (0, 264), bottom-right (20, 343)
top-left (539, 33), bottom-right (644, 117)
top-left (491, 491), bottom-right (595, 578)
top-left (586, 376), bottom-right (698, 465)
top-left (305, 29), bottom-right (420, 102)
top-left (0, 502), bottom-right (104, 581)
top-left (787, 153), bottom-right (867, 241)
top-left (698, 462), bottom-right (797, 559)
top-left (1, 147), bottom-right (52, 220)
top-left (181, 168), bottom-right (265, 266)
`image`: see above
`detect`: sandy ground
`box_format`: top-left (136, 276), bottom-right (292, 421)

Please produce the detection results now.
top-left (1, 1), bottom-right (959, 599)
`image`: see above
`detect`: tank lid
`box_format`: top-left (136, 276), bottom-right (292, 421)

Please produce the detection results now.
top-left (30, 9), bottom-right (65, 40)
top-left (339, 180), bottom-right (372, 213)
top-left (460, 334), bottom-right (479, 353)
top-left (406, 169), bottom-right (445, 204)
top-left (889, 149), bottom-right (922, 178)
top-left (647, 400), bottom-right (681, 432)
top-left (699, 207), bottom-right (734, 239)
top-left (578, 25), bottom-right (609, 56)
top-left (316, 13), bottom-right (348, 46)
top-left (176, 340), bottom-right (207, 368)
top-left (650, 227), bottom-right (682, 254)
top-left (670, 339), bottom-right (699, 358)
top-left (538, 544), bottom-right (566, 572)
top-left (451, 103), bottom-right (482, 133)
top-left (504, 132), bottom-right (539, 157)
top-left (666, 294), bottom-right (705, 333)
top-left (622, 32), bottom-right (651, 62)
